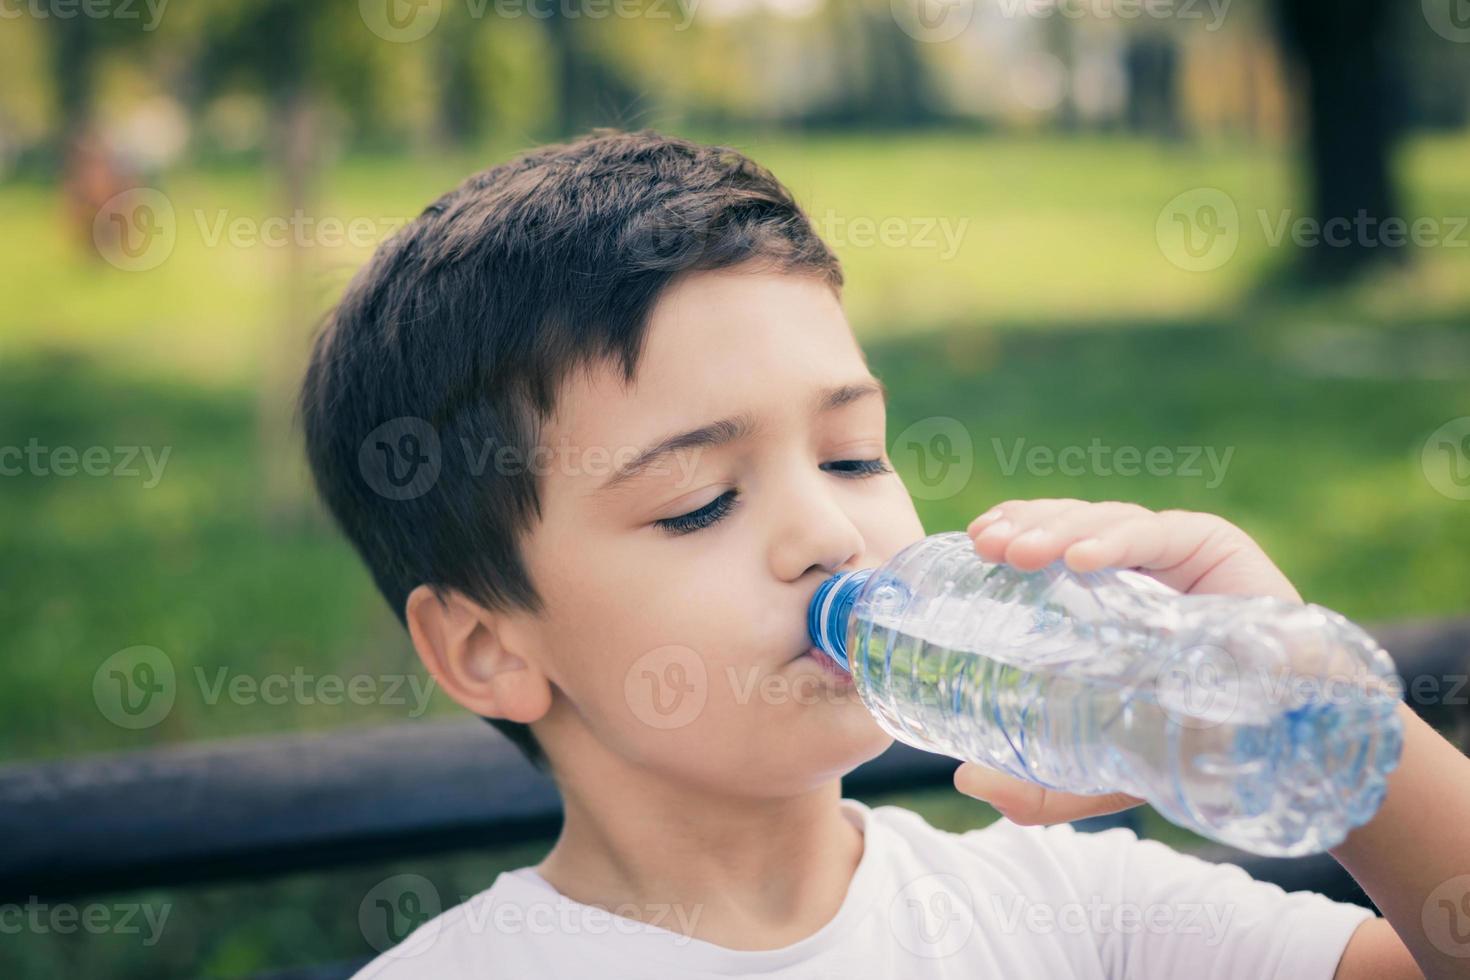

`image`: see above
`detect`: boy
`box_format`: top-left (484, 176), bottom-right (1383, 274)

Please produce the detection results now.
top-left (299, 129), bottom-right (1463, 977)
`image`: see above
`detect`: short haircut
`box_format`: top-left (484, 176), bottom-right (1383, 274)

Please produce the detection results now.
top-left (298, 128), bottom-right (844, 771)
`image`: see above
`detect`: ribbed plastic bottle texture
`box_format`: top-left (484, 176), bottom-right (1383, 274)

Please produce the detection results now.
top-left (807, 531), bottom-right (1404, 857)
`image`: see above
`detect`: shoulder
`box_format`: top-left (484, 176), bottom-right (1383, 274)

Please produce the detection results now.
top-left (348, 873), bottom-right (558, 980)
top-left (865, 800), bottom-right (1140, 882)
top-left (865, 804), bottom-right (1375, 978)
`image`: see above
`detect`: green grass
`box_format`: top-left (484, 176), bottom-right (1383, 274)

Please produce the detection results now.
top-left (4, 306), bottom-right (1465, 764)
top-left (2, 130), bottom-right (1467, 977)
top-left (8, 129), bottom-right (1470, 381)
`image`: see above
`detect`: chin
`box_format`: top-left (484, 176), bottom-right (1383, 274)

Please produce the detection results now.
top-left (796, 704), bottom-right (894, 780)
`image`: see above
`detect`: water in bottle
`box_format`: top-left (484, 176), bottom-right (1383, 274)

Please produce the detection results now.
top-left (806, 531), bottom-right (1404, 857)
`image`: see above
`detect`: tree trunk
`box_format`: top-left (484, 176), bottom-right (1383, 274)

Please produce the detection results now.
top-left (256, 7), bottom-right (318, 526)
top-left (435, 27), bottom-right (484, 150)
top-left (1123, 34), bottom-right (1181, 140)
top-left (1274, 0), bottom-right (1404, 281)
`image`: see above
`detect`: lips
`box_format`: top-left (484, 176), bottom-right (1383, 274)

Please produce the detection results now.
top-left (790, 644), bottom-right (827, 662)
top-left (797, 645), bottom-right (853, 683)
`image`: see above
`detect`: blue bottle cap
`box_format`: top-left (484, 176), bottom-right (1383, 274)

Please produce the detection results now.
top-left (807, 568), bottom-right (875, 673)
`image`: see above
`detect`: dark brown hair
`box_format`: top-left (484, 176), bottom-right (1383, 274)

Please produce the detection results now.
top-left (298, 128), bottom-right (843, 771)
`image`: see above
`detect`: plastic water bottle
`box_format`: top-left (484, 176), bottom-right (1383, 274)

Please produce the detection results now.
top-left (807, 531), bottom-right (1404, 857)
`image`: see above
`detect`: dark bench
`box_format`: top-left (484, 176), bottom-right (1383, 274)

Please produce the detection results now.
top-left (4, 617), bottom-right (1467, 978)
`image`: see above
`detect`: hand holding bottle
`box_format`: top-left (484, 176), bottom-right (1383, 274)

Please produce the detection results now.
top-left (955, 498), bottom-right (1308, 827)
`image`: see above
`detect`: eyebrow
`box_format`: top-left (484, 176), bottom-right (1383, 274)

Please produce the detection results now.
top-left (596, 377), bottom-right (888, 494)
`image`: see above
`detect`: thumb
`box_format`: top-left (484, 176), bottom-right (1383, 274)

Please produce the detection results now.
top-left (953, 762), bottom-right (1144, 827)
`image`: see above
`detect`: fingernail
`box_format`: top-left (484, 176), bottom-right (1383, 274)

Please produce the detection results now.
top-left (954, 766), bottom-right (992, 799)
top-left (979, 519), bottom-right (1014, 537)
top-left (1064, 539), bottom-right (1100, 569)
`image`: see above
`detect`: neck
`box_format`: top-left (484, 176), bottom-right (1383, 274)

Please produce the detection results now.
top-left (533, 746), bottom-right (865, 951)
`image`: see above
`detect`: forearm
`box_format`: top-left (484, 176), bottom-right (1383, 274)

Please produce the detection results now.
top-left (1329, 701), bottom-right (1470, 979)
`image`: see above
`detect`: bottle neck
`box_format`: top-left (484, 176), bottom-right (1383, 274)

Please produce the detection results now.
top-left (808, 568), bottom-right (875, 672)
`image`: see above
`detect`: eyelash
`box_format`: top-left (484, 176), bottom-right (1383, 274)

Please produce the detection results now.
top-left (653, 458), bottom-right (893, 537)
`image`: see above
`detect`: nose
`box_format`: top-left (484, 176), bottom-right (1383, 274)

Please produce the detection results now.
top-left (768, 469), bottom-right (865, 584)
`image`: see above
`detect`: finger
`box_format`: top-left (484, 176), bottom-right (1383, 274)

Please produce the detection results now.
top-left (1060, 510), bottom-right (1299, 600)
top-left (1001, 501), bottom-right (1158, 572)
top-left (1062, 511), bottom-right (1234, 587)
top-left (953, 763), bottom-right (1144, 827)
top-left (966, 505), bottom-right (1007, 534)
top-left (969, 498), bottom-right (1086, 535)
top-left (1143, 511), bottom-right (1299, 600)
top-left (1060, 513), bottom-right (1173, 573)
top-left (970, 499), bottom-right (1087, 564)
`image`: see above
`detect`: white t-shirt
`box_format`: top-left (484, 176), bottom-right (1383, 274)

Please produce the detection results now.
top-left (352, 797), bottom-right (1373, 978)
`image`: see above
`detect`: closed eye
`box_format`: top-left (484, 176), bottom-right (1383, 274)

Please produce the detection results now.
top-left (822, 457), bottom-right (892, 478)
top-left (652, 458), bottom-right (892, 537)
top-left (654, 489), bottom-right (740, 536)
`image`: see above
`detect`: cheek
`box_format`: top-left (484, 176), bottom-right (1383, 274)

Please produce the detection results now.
top-left (542, 566), bottom-right (819, 769)
top-left (529, 495), bottom-right (912, 785)
top-left (535, 540), bottom-right (741, 726)
top-left (859, 478), bottom-right (929, 557)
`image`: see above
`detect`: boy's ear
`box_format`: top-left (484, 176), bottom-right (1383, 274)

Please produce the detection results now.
top-left (404, 584), bottom-right (552, 725)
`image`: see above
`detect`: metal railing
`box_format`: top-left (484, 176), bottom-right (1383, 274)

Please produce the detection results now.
top-left (4, 617), bottom-right (1467, 977)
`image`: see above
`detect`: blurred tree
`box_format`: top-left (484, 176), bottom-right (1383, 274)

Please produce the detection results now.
top-left (856, 6), bottom-right (934, 127)
top-left (1123, 33), bottom-right (1181, 140)
top-left (1272, 0), bottom-right (1404, 281)
top-left (815, 2), bottom-right (935, 127)
top-left (194, 0), bottom-right (347, 522)
top-left (434, 22), bottom-right (487, 149)
top-left (1038, 13), bottom-right (1078, 131)
top-left (544, 7), bottom-right (641, 137)
top-left (48, 9), bottom-right (98, 150)
top-left (46, 12), bottom-right (154, 248)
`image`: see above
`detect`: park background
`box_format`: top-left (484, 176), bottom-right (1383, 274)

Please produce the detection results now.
top-left (2, 0), bottom-right (1469, 975)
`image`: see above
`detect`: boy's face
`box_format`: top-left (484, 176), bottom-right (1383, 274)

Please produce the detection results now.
top-left (518, 265), bottom-right (926, 796)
